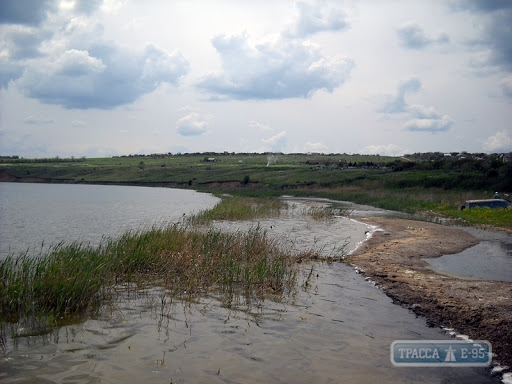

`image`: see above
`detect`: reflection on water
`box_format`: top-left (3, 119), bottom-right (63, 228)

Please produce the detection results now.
top-left (0, 200), bottom-right (497, 383)
top-left (501, 241), bottom-right (512, 256)
top-left (0, 264), bottom-right (496, 384)
top-left (0, 183), bottom-right (220, 259)
top-left (424, 240), bottom-right (512, 282)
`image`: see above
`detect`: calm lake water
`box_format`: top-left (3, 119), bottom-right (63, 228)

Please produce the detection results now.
top-left (0, 182), bottom-right (220, 259)
top-left (0, 183), bottom-right (500, 383)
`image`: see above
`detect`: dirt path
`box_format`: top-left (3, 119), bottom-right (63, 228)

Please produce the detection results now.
top-left (346, 217), bottom-right (512, 369)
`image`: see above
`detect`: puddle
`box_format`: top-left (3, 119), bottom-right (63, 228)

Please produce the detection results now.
top-left (424, 240), bottom-right (512, 282)
top-left (424, 224), bottom-right (512, 282)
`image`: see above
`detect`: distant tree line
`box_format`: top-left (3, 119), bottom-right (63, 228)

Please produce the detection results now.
top-left (385, 157), bottom-right (511, 191)
top-left (115, 151), bottom-right (286, 158)
top-left (0, 156), bottom-right (86, 163)
top-left (303, 152), bottom-right (511, 191)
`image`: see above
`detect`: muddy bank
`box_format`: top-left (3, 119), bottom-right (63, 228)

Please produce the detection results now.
top-left (346, 217), bottom-right (512, 369)
top-left (0, 171), bottom-right (72, 184)
top-left (0, 171), bottom-right (187, 188)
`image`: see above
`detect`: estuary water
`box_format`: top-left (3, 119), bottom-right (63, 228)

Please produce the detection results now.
top-left (0, 182), bottom-right (220, 259)
top-left (0, 183), bottom-right (500, 383)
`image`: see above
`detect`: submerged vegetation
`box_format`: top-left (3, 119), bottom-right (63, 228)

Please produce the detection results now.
top-left (303, 205), bottom-right (346, 221)
top-left (0, 197), bottom-right (320, 330)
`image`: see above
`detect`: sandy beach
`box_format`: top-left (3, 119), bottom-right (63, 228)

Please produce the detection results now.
top-left (347, 216), bottom-right (512, 370)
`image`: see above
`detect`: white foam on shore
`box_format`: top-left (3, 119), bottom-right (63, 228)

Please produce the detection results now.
top-left (346, 218), bottom-right (380, 255)
top-left (276, 197), bottom-right (383, 257)
top-left (213, 199), bottom-right (373, 258)
top-left (502, 372), bottom-right (512, 384)
top-left (441, 326), bottom-right (511, 383)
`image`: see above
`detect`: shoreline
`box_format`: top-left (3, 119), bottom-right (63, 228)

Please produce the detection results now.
top-left (1, 187), bottom-right (509, 381)
top-left (2, 184), bottom-right (510, 370)
top-left (346, 216), bottom-right (512, 372)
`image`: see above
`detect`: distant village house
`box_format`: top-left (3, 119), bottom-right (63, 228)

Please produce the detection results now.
top-left (499, 153), bottom-right (512, 163)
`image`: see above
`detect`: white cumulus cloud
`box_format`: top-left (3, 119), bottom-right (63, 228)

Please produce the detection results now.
top-left (483, 130), bottom-right (512, 153)
top-left (197, 11), bottom-right (353, 101)
top-left (403, 115), bottom-right (454, 132)
top-left (248, 120), bottom-right (271, 131)
top-left (379, 78), bottom-right (421, 114)
top-left (304, 141), bottom-right (327, 153)
top-left (1, 1), bottom-right (190, 109)
top-left (396, 22), bottom-right (449, 50)
top-left (360, 144), bottom-right (404, 156)
top-left (55, 49), bottom-right (106, 76)
top-left (176, 112), bottom-right (209, 137)
top-left (17, 43), bottom-right (189, 109)
top-left (71, 119), bottom-right (87, 127)
top-left (24, 116), bottom-right (55, 124)
top-left (380, 78), bottom-right (454, 133)
top-left (283, 1), bottom-right (349, 38)
top-left (262, 131), bottom-right (287, 151)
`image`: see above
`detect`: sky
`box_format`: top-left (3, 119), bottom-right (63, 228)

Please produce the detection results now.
top-left (0, 0), bottom-right (511, 158)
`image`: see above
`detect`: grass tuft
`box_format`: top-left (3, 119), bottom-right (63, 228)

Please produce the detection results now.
top-left (303, 205), bottom-right (345, 221)
top-left (186, 195), bottom-right (284, 224)
top-left (436, 206), bottom-right (512, 227)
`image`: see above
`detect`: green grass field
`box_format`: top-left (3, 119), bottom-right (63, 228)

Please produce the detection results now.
top-left (1, 152), bottom-right (511, 228)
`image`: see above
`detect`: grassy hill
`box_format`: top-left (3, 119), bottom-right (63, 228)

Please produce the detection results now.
top-left (1, 152), bottom-right (511, 227)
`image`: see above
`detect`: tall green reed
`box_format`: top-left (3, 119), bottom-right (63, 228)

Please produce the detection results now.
top-left (186, 195), bottom-right (284, 224)
top-left (1, 218), bottom-right (302, 326)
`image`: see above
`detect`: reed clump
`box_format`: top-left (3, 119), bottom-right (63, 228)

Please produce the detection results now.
top-left (187, 195), bottom-right (284, 224)
top-left (0, 242), bottom-right (111, 323)
top-left (303, 205), bottom-right (346, 221)
top-left (0, 198), bottom-right (306, 327)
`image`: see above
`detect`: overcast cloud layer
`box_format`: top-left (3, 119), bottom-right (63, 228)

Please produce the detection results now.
top-left (0, 0), bottom-right (511, 157)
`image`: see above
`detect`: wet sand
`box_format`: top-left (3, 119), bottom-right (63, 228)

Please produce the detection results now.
top-left (346, 216), bottom-right (512, 371)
